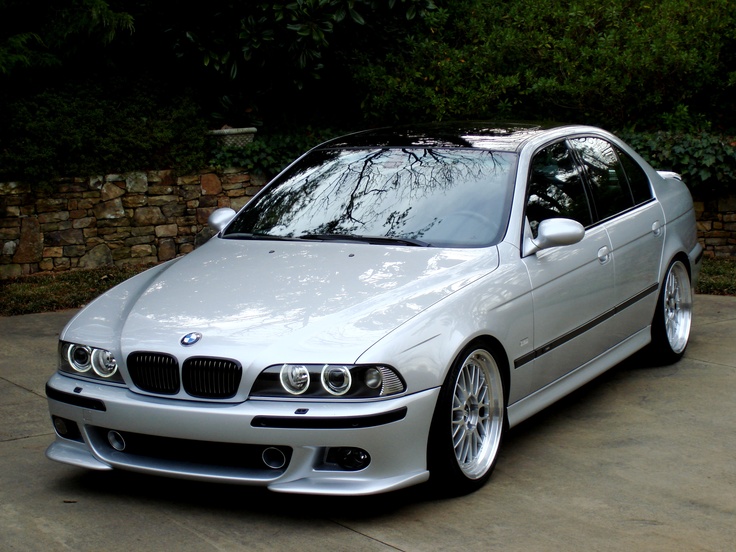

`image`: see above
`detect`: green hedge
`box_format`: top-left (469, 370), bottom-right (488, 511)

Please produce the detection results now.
top-left (0, 79), bottom-right (210, 184)
top-left (619, 131), bottom-right (736, 195)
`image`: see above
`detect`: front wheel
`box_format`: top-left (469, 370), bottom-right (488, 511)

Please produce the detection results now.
top-left (650, 259), bottom-right (693, 364)
top-left (428, 345), bottom-right (505, 495)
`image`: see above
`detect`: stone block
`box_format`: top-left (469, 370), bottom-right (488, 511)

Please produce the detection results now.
top-left (131, 226), bottom-right (155, 237)
top-left (125, 235), bottom-right (155, 246)
top-left (122, 194), bottom-right (148, 208)
top-left (13, 217), bottom-right (43, 263)
top-left (63, 245), bottom-right (86, 257)
top-left (73, 217), bottom-right (95, 229)
top-left (3, 240), bottom-right (17, 255)
top-left (149, 185), bottom-right (174, 195)
top-left (125, 172), bottom-right (148, 193)
top-left (38, 211), bottom-right (69, 224)
top-left (101, 182), bottom-right (126, 201)
top-left (158, 238), bottom-right (176, 261)
top-left (161, 204), bottom-right (186, 218)
top-left (94, 198), bottom-right (126, 220)
top-left (131, 244), bottom-right (155, 258)
top-left (36, 198), bottom-right (66, 213)
top-left (201, 173), bottom-right (223, 195)
top-left (147, 195), bottom-right (178, 207)
top-left (39, 259), bottom-right (54, 271)
top-left (180, 185), bottom-right (201, 201)
top-left (178, 175), bottom-right (200, 186)
top-left (155, 224), bottom-right (178, 238)
top-left (134, 206), bottom-right (166, 226)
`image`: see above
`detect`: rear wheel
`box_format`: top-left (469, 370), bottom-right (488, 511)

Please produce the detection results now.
top-left (428, 345), bottom-right (505, 495)
top-left (650, 259), bottom-right (692, 363)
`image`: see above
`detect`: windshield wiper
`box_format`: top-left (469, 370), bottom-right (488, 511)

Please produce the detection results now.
top-left (300, 234), bottom-right (431, 247)
top-left (222, 232), bottom-right (298, 241)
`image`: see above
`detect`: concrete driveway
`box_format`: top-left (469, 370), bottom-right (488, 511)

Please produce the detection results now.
top-left (1, 295), bottom-right (734, 551)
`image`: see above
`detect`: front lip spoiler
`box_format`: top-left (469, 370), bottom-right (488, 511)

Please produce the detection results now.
top-left (251, 407), bottom-right (407, 429)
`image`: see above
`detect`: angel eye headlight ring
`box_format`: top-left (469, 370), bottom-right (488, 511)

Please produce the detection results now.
top-left (67, 344), bottom-right (92, 373)
top-left (280, 364), bottom-right (310, 395)
top-left (91, 348), bottom-right (118, 378)
top-left (321, 364), bottom-right (352, 396)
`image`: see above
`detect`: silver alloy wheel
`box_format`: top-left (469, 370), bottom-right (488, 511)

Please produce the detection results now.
top-left (663, 260), bottom-right (692, 355)
top-left (451, 349), bottom-right (504, 479)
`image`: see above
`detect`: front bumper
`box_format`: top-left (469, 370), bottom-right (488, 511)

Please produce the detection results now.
top-left (45, 372), bottom-right (438, 495)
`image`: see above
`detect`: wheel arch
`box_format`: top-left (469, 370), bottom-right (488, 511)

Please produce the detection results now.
top-left (451, 334), bottom-right (511, 410)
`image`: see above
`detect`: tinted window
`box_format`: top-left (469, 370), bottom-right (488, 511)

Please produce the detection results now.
top-left (527, 141), bottom-right (592, 236)
top-left (616, 147), bottom-right (653, 204)
top-left (569, 137), bottom-right (634, 220)
top-left (224, 148), bottom-right (517, 247)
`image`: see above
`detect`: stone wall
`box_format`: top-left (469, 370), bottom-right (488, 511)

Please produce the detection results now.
top-left (0, 169), bottom-right (265, 279)
top-left (2, 174), bottom-right (735, 279)
top-left (695, 196), bottom-right (736, 258)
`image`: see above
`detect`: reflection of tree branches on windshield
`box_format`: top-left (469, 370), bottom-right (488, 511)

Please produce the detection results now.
top-left (226, 146), bottom-right (514, 247)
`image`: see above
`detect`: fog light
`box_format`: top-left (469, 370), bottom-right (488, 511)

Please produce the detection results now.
top-left (53, 416), bottom-right (69, 436)
top-left (280, 364), bottom-right (310, 395)
top-left (328, 447), bottom-right (371, 471)
top-left (52, 416), bottom-right (82, 441)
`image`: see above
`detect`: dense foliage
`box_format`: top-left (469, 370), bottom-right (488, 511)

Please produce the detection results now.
top-left (353, 0), bottom-right (735, 128)
top-left (0, 0), bottom-right (734, 190)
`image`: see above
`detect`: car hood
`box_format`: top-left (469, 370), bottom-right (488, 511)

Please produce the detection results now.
top-left (62, 237), bottom-right (499, 366)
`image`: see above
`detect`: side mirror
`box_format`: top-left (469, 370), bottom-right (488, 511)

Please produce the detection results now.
top-left (524, 218), bottom-right (585, 256)
top-left (208, 207), bottom-right (237, 232)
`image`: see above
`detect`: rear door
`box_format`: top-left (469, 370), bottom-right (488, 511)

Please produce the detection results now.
top-left (568, 136), bottom-right (665, 341)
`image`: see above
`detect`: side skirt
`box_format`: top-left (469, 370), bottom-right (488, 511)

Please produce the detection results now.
top-left (506, 327), bottom-right (651, 428)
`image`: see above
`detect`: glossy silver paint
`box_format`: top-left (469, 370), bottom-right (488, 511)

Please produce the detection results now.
top-left (45, 124), bottom-right (703, 495)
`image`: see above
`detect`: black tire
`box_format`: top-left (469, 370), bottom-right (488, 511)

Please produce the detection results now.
top-left (649, 259), bottom-right (693, 364)
top-left (428, 344), bottom-right (506, 496)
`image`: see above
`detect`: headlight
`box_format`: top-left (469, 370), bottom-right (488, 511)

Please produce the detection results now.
top-left (251, 364), bottom-right (406, 399)
top-left (59, 342), bottom-right (123, 383)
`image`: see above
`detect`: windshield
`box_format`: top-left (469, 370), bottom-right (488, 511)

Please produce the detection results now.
top-left (223, 147), bottom-right (517, 247)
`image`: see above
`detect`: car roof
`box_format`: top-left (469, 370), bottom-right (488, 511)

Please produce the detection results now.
top-left (317, 122), bottom-right (577, 153)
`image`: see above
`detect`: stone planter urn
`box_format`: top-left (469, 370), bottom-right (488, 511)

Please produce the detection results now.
top-left (208, 127), bottom-right (257, 148)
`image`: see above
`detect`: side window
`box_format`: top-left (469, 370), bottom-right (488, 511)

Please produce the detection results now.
top-left (527, 141), bottom-right (592, 237)
top-left (615, 147), bottom-right (653, 205)
top-left (569, 137), bottom-right (634, 220)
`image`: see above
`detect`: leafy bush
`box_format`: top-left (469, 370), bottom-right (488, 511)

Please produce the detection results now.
top-left (351, 0), bottom-right (736, 129)
top-left (209, 126), bottom-right (348, 179)
top-left (0, 78), bottom-right (210, 183)
top-left (620, 131), bottom-right (736, 194)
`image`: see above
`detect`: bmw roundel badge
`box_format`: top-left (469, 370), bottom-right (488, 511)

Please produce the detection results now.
top-left (180, 332), bottom-right (202, 346)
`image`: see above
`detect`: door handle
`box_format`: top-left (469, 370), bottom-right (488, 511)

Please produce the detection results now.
top-left (598, 246), bottom-right (611, 264)
top-left (652, 220), bottom-right (663, 237)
